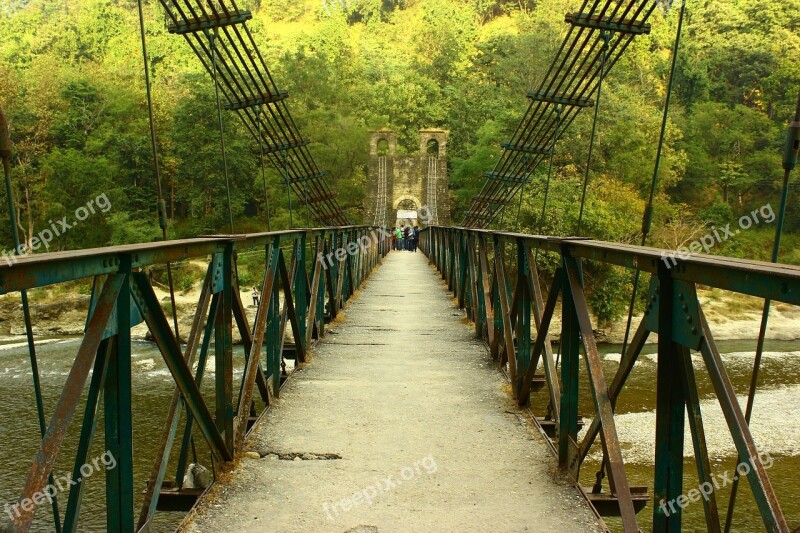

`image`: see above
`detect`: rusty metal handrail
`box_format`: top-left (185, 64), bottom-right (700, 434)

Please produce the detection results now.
top-left (2, 226), bottom-right (391, 532)
top-left (420, 225), bottom-right (795, 532)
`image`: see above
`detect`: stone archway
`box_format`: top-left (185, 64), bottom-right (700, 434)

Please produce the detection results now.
top-left (394, 197), bottom-right (420, 210)
top-left (365, 129), bottom-right (450, 226)
top-left (393, 195), bottom-right (422, 227)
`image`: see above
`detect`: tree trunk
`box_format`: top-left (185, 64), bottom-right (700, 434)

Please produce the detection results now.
top-left (17, 185), bottom-right (34, 251)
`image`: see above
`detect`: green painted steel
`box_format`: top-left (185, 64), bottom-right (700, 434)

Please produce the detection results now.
top-left (421, 225), bottom-right (796, 532)
top-left (679, 343), bottom-right (722, 532)
top-left (527, 91), bottom-right (593, 108)
top-left (564, 11), bottom-right (651, 35)
top-left (215, 243), bottom-right (235, 452)
top-left (557, 265), bottom-right (579, 468)
top-left (457, 235), bottom-right (469, 309)
top-left (2, 226), bottom-right (388, 531)
top-left (62, 339), bottom-right (110, 533)
top-left (105, 268), bottom-right (134, 533)
top-left (515, 240), bottom-right (531, 396)
top-left (10, 274), bottom-right (123, 530)
top-left (176, 291), bottom-right (219, 487)
top-left (167, 9), bottom-right (252, 34)
top-left (294, 236), bottom-right (308, 349)
top-left (652, 267), bottom-right (686, 533)
top-left (269, 247), bottom-right (283, 395)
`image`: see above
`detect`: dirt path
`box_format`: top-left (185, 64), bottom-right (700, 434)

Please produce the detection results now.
top-left (183, 251), bottom-right (601, 533)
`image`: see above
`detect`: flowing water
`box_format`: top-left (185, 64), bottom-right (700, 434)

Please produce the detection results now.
top-left (1, 336), bottom-right (798, 531)
top-left (0, 336), bottom-right (249, 532)
top-left (572, 340), bottom-right (800, 532)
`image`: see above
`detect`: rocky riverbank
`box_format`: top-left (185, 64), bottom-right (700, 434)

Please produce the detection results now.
top-left (593, 289), bottom-right (800, 344)
top-left (0, 285), bottom-right (257, 343)
top-left (1, 285), bottom-right (798, 344)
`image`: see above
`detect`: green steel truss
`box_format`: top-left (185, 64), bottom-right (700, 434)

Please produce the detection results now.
top-left (421, 226), bottom-right (796, 533)
top-left (1, 226), bottom-right (390, 533)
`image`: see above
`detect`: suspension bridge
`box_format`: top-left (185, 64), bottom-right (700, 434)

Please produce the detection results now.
top-left (1, 0), bottom-right (799, 532)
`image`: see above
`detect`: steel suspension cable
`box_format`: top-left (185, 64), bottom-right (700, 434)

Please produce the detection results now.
top-left (137, 0), bottom-right (181, 341)
top-left (282, 148), bottom-right (294, 228)
top-left (619, 0), bottom-right (686, 370)
top-left (208, 28), bottom-right (235, 233)
top-left (303, 176), bottom-right (310, 227)
top-left (724, 87), bottom-right (800, 533)
top-left (587, 4), bottom-right (687, 495)
top-left (515, 103), bottom-right (564, 233)
top-left (576, 31), bottom-right (610, 236)
top-left (537, 105), bottom-right (563, 243)
top-left (1, 108), bottom-right (63, 533)
top-left (575, 31), bottom-right (609, 486)
top-left (514, 152), bottom-right (531, 232)
top-left (159, 0), bottom-right (348, 225)
top-left (257, 106), bottom-right (272, 232)
top-left (464, 0), bottom-right (656, 228)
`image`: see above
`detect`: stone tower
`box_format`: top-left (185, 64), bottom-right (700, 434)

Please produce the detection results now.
top-left (364, 129), bottom-right (450, 227)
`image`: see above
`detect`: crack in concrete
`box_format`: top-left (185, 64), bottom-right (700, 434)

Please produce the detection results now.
top-left (258, 451), bottom-right (343, 461)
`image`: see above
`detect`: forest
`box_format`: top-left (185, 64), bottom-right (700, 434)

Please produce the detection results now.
top-left (1, 0), bottom-right (799, 322)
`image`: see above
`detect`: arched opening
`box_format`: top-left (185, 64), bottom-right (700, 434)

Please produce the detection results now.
top-left (377, 138), bottom-right (390, 156)
top-left (397, 199), bottom-right (417, 211)
top-left (395, 198), bottom-right (419, 228)
top-left (426, 139), bottom-right (439, 157)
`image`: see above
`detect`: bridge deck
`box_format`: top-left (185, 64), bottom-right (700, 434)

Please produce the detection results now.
top-left (185, 251), bottom-right (601, 532)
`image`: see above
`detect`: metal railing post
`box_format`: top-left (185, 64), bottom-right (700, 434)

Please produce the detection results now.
top-left (652, 263), bottom-right (686, 532)
top-left (215, 242), bottom-right (234, 451)
top-left (104, 261), bottom-right (134, 532)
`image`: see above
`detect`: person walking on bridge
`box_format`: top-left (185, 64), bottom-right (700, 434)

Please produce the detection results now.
top-left (412, 226), bottom-right (420, 252)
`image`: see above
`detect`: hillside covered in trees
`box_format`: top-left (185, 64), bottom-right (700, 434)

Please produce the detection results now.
top-left (1, 0), bottom-right (799, 319)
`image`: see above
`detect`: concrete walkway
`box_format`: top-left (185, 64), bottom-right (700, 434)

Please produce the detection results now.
top-left (185, 251), bottom-right (601, 533)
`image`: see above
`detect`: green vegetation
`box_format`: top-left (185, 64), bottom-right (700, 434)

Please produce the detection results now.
top-left (1, 0), bottom-right (798, 323)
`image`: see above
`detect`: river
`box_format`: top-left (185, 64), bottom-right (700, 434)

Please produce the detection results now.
top-left (0, 336), bottom-right (245, 532)
top-left (1, 336), bottom-right (798, 531)
top-left (575, 340), bottom-right (800, 532)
